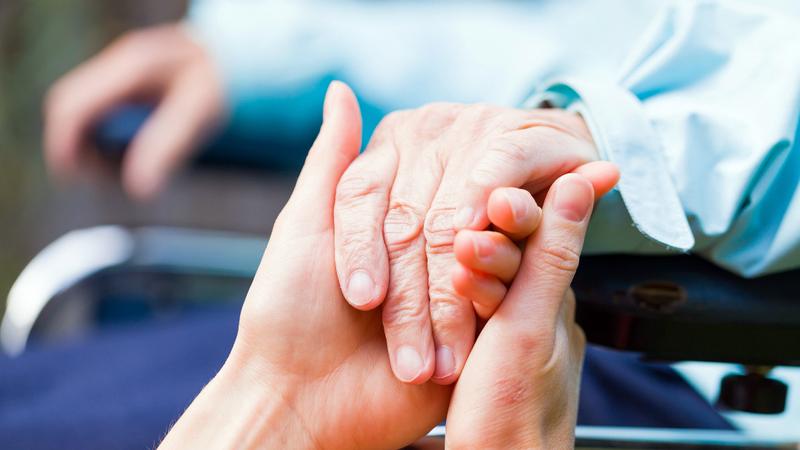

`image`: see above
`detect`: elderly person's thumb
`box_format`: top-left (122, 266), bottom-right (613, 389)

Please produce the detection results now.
top-left (272, 81), bottom-right (362, 237)
top-left (446, 173), bottom-right (597, 449)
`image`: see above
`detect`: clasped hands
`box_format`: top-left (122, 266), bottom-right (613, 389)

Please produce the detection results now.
top-left (160, 82), bottom-right (619, 449)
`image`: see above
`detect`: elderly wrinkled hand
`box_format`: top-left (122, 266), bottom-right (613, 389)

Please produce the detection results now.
top-left (333, 102), bottom-right (618, 384)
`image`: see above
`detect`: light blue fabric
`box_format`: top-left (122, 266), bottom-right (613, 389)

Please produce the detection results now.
top-left (187, 0), bottom-right (800, 277)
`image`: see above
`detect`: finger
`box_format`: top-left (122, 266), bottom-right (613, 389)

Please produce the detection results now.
top-left (424, 164), bottom-right (481, 385)
top-left (122, 63), bottom-right (224, 200)
top-left (280, 81), bottom-right (362, 232)
top-left (379, 106), bottom-right (466, 384)
top-left (498, 173), bottom-right (595, 337)
top-left (487, 187), bottom-right (541, 241)
top-left (453, 230), bottom-right (521, 283)
top-left (333, 118), bottom-right (399, 311)
top-left (380, 135), bottom-right (446, 384)
top-left (451, 264), bottom-right (506, 320)
top-left (452, 123), bottom-right (596, 231)
top-left (43, 31), bottom-right (174, 181)
top-left (572, 161), bottom-right (620, 198)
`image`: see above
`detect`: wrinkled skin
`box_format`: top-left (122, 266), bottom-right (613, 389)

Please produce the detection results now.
top-left (332, 103), bottom-right (608, 384)
top-left (160, 83), bottom-right (601, 449)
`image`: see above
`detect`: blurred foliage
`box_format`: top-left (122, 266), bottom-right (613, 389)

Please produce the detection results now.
top-left (0, 0), bottom-right (186, 312)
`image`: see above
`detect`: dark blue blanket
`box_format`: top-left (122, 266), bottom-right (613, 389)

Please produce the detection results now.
top-left (0, 304), bottom-right (731, 449)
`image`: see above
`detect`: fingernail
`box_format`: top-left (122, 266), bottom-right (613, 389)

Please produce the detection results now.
top-left (553, 176), bottom-right (592, 222)
top-left (453, 207), bottom-right (475, 229)
top-left (347, 270), bottom-right (375, 307)
top-left (472, 235), bottom-right (494, 259)
top-left (504, 190), bottom-right (531, 222)
top-left (434, 346), bottom-right (455, 380)
top-left (396, 345), bottom-right (424, 382)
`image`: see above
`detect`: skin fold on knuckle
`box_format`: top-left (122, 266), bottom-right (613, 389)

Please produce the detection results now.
top-left (467, 137), bottom-right (529, 191)
top-left (383, 201), bottom-right (425, 255)
top-left (423, 206), bottom-right (458, 254)
top-left (382, 284), bottom-right (430, 331)
top-left (533, 238), bottom-right (581, 277)
top-left (334, 172), bottom-right (387, 209)
top-left (456, 104), bottom-right (503, 132)
top-left (369, 110), bottom-right (407, 147)
top-left (407, 102), bottom-right (463, 141)
top-left (428, 288), bottom-right (471, 329)
top-left (336, 221), bottom-right (383, 268)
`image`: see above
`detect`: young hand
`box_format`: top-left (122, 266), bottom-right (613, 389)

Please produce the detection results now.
top-left (159, 82), bottom-right (449, 450)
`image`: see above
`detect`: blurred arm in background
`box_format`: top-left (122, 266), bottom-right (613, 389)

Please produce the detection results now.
top-left (43, 24), bottom-right (224, 200)
top-left (43, 0), bottom-right (659, 200)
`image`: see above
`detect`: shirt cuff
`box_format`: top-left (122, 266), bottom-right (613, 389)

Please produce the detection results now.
top-left (526, 78), bottom-right (694, 252)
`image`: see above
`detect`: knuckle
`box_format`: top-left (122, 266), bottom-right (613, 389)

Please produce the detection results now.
top-left (487, 136), bottom-right (530, 165)
top-left (411, 102), bottom-right (463, 136)
top-left (451, 103), bottom-right (504, 135)
top-left (462, 103), bottom-right (497, 122)
top-left (335, 172), bottom-right (387, 206)
top-left (535, 240), bottom-right (581, 276)
top-left (382, 292), bottom-right (429, 330)
top-left (466, 137), bottom-right (529, 189)
top-left (366, 111), bottom-right (407, 149)
top-left (376, 110), bottom-right (407, 133)
top-left (423, 206), bottom-right (457, 253)
top-left (384, 201), bottom-right (425, 254)
top-left (429, 290), bottom-right (469, 324)
top-left (338, 224), bottom-right (380, 251)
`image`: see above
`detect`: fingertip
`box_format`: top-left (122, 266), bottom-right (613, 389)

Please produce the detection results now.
top-left (122, 159), bottom-right (163, 202)
top-left (548, 173), bottom-right (595, 223)
top-left (393, 345), bottom-right (435, 385)
top-left (344, 269), bottom-right (384, 311)
top-left (572, 161), bottom-right (620, 198)
top-left (453, 230), bottom-right (476, 265)
top-left (323, 81), bottom-right (361, 145)
top-left (487, 187), bottom-right (541, 240)
top-left (451, 263), bottom-right (472, 297)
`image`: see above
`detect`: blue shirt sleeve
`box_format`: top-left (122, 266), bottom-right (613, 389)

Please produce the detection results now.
top-left (528, 0), bottom-right (800, 277)
top-left (184, 0), bottom-right (661, 142)
top-left (187, 0), bottom-right (800, 277)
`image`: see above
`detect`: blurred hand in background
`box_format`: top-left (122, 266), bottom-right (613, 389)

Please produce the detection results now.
top-left (43, 23), bottom-right (224, 201)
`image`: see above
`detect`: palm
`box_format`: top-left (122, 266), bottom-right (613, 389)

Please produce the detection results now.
top-left (239, 226), bottom-right (450, 449)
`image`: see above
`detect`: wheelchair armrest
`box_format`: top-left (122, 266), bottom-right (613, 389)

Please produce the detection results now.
top-left (1, 226), bottom-right (264, 355)
top-left (573, 254), bottom-right (800, 366)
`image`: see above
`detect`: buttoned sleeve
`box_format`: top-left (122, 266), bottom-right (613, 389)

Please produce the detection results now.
top-left (528, 0), bottom-right (800, 276)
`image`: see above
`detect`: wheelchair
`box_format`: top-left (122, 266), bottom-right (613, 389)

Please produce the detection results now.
top-left (2, 105), bottom-right (799, 449)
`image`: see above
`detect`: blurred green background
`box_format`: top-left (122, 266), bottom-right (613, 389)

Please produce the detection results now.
top-left (0, 1), bottom-right (187, 313)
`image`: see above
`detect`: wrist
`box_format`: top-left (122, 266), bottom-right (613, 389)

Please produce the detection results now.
top-left (159, 348), bottom-right (319, 449)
